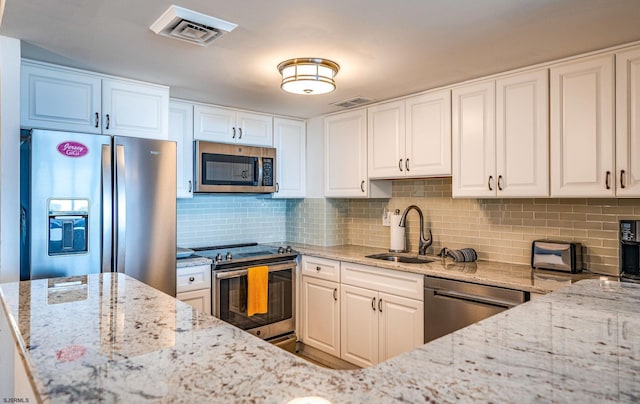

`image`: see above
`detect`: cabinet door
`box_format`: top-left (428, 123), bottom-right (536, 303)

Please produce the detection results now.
top-left (325, 110), bottom-right (369, 197)
top-left (367, 101), bottom-right (405, 179)
top-left (236, 111), bottom-right (273, 146)
top-left (102, 79), bottom-right (169, 139)
top-left (21, 61), bottom-right (102, 134)
top-left (340, 284), bottom-right (378, 367)
top-left (378, 292), bottom-right (423, 362)
top-left (193, 104), bottom-right (235, 142)
top-left (616, 47), bottom-right (640, 196)
top-left (452, 80), bottom-right (496, 197)
top-left (301, 276), bottom-right (340, 357)
top-left (169, 100), bottom-right (194, 198)
top-left (273, 118), bottom-right (306, 198)
top-left (550, 55), bottom-right (615, 197)
top-left (405, 89), bottom-right (452, 177)
top-left (496, 69), bottom-right (549, 197)
top-left (177, 289), bottom-right (211, 315)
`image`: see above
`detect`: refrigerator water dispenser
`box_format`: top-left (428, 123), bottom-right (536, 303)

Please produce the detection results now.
top-left (48, 199), bottom-right (89, 255)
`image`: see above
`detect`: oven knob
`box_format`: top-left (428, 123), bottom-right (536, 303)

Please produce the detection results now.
top-left (226, 252), bottom-right (233, 261)
top-left (286, 246), bottom-right (293, 253)
top-left (215, 253), bottom-right (222, 262)
top-left (278, 246), bottom-right (285, 254)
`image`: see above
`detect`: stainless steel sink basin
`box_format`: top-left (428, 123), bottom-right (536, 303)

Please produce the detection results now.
top-left (365, 253), bottom-right (435, 264)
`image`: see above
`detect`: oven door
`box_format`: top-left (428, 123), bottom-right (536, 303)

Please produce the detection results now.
top-left (213, 261), bottom-right (295, 340)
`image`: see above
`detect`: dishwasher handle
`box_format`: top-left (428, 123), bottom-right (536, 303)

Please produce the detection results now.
top-left (432, 289), bottom-right (521, 309)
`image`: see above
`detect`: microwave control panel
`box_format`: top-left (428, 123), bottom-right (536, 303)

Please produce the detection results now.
top-left (262, 158), bottom-right (274, 186)
top-left (621, 220), bottom-right (640, 242)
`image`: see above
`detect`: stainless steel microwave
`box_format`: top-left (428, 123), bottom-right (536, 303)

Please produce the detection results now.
top-left (194, 141), bottom-right (276, 193)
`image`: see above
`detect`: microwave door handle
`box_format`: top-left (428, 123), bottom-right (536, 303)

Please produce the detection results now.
top-left (101, 144), bottom-right (113, 273)
top-left (258, 157), bottom-right (263, 186)
top-left (115, 144), bottom-right (127, 273)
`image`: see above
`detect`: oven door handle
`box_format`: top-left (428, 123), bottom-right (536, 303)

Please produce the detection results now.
top-left (215, 262), bottom-right (294, 280)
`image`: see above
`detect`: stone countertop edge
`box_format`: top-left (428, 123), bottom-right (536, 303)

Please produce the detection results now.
top-left (283, 242), bottom-right (603, 294)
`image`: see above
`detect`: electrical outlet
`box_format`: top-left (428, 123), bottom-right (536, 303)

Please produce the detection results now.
top-left (382, 209), bottom-right (391, 226)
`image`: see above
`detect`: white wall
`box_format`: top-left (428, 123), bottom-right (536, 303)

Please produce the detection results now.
top-left (305, 116), bottom-right (324, 198)
top-left (0, 36), bottom-right (21, 283)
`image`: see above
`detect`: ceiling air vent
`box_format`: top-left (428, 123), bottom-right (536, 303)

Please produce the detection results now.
top-left (331, 97), bottom-right (374, 109)
top-left (150, 5), bottom-right (237, 46)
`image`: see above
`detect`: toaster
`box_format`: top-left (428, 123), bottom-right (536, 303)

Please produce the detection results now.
top-left (531, 240), bottom-right (583, 273)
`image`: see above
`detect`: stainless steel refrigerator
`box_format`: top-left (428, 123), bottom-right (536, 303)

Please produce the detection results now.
top-left (20, 129), bottom-right (176, 296)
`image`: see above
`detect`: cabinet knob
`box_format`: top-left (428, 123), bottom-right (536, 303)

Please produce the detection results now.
top-left (188, 276), bottom-right (195, 282)
top-left (316, 266), bottom-right (321, 271)
top-left (398, 158), bottom-right (403, 172)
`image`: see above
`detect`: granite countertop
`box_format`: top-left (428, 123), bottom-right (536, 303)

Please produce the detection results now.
top-left (1, 273), bottom-right (639, 402)
top-left (285, 243), bottom-right (600, 294)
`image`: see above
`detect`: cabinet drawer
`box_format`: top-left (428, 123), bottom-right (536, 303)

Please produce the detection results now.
top-left (341, 262), bottom-right (423, 301)
top-left (301, 256), bottom-right (341, 282)
top-left (176, 264), bottom-right (211, 293)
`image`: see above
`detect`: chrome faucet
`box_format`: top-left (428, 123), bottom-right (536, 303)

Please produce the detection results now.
top-left (398, 205), bottom-right (432, 255)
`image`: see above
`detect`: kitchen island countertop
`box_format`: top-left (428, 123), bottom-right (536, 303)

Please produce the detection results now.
top-left (1, 272), bottom-right (639, 402)
top-left (285, 243), bottom-right (600, 294)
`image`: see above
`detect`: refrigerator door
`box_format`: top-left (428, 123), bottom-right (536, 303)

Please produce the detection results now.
top-left (113, 136), bottom-right (176, 296)
top-left (26, 130), bottom-right (111, 279)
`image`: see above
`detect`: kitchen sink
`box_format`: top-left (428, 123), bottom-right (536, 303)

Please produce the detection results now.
top-left (365, 253), bottom-right (435, 264)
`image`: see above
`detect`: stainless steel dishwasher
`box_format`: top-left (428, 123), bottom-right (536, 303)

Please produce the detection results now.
top-left (424, 276), bottom-right (527, 343)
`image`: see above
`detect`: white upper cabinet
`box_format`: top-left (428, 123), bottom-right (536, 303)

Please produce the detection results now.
top-left (405, 90), bottom-right (452, 177)
top-left (550, 55), bottom-right (615, 197)
top-left (193, 104), bottom-right (273, 147)
top-left (21, 61), bottom-right (102, 134)
top-left (368, 101), bottom-right (406, 178)
top-left (495, 69), bottom-right (549, 197)
top-left (616, 46), bottom-right (640, 197)
top-left (102, 79), bottom-right (169, 139)
top-left (20, 60), bottom-right (169, 139)
top-left (452, 80), bottom-right (496, 197)
top-left (325, 109), bottom-right (391, 198)
top-left (169, 100), bottom-right (194, 198)
top-left (273, 118), bottom-right (306, 198)
top-left (368, 90), bottom-right (451, 179)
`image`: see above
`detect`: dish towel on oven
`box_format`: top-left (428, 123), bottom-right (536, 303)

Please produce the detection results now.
top-left (247, 265), bottom-right (269, 316)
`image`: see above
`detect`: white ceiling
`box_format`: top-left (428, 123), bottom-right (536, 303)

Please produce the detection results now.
top-left (2, 0), bottom-right (640, 119)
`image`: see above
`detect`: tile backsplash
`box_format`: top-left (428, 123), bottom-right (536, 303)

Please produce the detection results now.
top-left (177, 194), bottom-right (287, 247)
top-left (177, 179), bottom-right (640, 275)
top-left (346, 178), bottom-right (640, 275)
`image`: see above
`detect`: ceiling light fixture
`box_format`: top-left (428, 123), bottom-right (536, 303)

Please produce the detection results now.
top-left (277, 58), bottom-right (340, 95)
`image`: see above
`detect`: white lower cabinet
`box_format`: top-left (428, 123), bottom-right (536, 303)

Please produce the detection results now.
top-left (176, 263), bottom-right (212, 315)
top-left (378, 292), bottom-right (424, 361)
top-left (301, 276), bottom-right (341, 357)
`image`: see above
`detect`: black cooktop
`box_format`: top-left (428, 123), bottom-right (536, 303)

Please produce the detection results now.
top-left (191, 243), bottom-right (298, 270)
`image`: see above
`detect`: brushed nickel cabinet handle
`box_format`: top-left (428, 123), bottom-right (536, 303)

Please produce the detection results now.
top-left (399, 159), bottom-right (403, 172)
top-left (497, 175), bottom-right (504, 191)
top-left (371, 297), bottom-right (376, 311)
top-left (276, 182), bottom-right (280, 193)
top-left (188, 180), bottom-right (192, 193)
top-left (405, 158), bottom-right (410, 172)
top-left (95, 112), bottom-right (99, 128)
top-left (238, 127), bottom-right (243, 139)
top-left (378, 298), bottom-right (382, 312)
top-left (333, 288), bottom-right (338, 301)
top-left (232, 127), bottom-right (236, 139)
top-left (488, 175), bottom-right (493, 191)
top-left (605, 171), bottom-right (611, 190)
top-left (361, 180), bottom-right (365, 193)
top-left (105, 114), bottom-right (110, 130)
top-left (621, 170), bottom-right (626, 189)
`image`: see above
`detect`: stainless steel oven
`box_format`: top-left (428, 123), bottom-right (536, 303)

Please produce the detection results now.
top-left (192, 244), bottom-right (297, 346)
